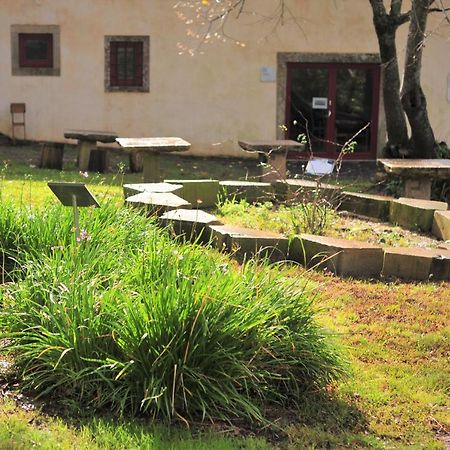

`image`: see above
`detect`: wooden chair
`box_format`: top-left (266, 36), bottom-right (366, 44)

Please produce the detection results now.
top-left (10, 103), bottom-right (26, 144)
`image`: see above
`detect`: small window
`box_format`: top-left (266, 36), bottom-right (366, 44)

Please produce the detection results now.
top-left (11, 25), bottom-right (60, 76)
top-left (110, 41), bottom-right (143, 87)
top-left (19, 33), bottom-right (53, 68)
top-left (105, 36), bottom-right (149, 92)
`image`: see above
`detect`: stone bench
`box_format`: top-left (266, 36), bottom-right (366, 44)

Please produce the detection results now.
top-left (291, 234), bottom-right (384, 278)
top-left (382, 247), bottom-right (450, 281)
top-left (390, 198), bottom-right (448, 232)
top-left (339, 192), bottom-right (393, 221)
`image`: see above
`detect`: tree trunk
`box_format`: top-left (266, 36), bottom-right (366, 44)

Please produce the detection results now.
top-left (400, 0), bottom-right (436, 158)
top-left (369, 0), bottom-right (410, 152)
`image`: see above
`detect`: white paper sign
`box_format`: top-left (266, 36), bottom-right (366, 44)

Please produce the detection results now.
top-left (312, 97), bottom-right (328, 109)
top-left (260, 66), bottom-right (276, 82)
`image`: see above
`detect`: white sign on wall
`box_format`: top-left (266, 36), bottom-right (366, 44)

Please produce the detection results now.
top-left (312, 97), bottom-right (328, 109)
top-left (260, 66), bottom-right (276, 82)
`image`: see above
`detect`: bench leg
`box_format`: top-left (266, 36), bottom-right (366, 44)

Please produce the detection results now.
top-left (404, 178), bottom-right (432, 200)
top-left (143, 152), bottom-right (160, 182)
top-left (78, 141), bottom-right (94, 172)
top-left (261, 152), bottom-right (287, 182)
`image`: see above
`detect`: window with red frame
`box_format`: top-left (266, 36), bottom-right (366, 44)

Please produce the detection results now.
top-left (19, 33), bottom-right (53, 68)
top-left (110, 41), bottom-right (143, 87)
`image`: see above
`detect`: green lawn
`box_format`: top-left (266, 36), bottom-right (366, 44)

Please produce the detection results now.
top-left (0, 149), bottom-right (448, 449)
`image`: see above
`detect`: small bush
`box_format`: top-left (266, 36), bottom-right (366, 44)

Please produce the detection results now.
top-left (0, 203), bottom-right (347, 422)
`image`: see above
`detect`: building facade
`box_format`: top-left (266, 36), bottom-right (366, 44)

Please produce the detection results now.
top-left (1, 0), bottom-right (450, 159)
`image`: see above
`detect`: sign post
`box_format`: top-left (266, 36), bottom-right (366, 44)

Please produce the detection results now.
top-left (48, 182), bottom-right (100, 242)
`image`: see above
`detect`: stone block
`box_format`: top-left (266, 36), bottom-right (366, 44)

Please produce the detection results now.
top-left (164, 179), bottom-right (219, 208)
top-left (159, 209), bottom-right (223, 244)
top-left (208, 224), bottom-right (290, 262)
top-left (219, 181), bottom-right (274, 203)
top-left (390, 198), bottom-right (448, 232)
top-left (274, 179), bottom-right (342, 204)
top-left (126, 192), bottom-right (191, 215)
top-left (382, 247), bottom-right (450, 281)
top-left (339, 192), bottom-right (393, 221)
top-left (432, 210), bottom-right (450, 241)
top-left (123, 182), bottom-right (182, 199)
top-left (290, 234), bottom-right (383, 278)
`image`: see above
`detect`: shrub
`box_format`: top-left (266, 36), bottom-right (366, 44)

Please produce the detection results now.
top-left (0, 203), bottom-right (347, 422)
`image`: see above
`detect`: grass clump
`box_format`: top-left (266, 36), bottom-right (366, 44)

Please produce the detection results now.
top-left (0, 202), bottom-right (347, 423)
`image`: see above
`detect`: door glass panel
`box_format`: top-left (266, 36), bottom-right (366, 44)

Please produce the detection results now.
top-left (288, 67), bottom-right (329, 153)
top-left (335, 68), bottom-right (373, 153)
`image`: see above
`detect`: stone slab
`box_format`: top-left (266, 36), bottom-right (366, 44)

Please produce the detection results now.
top-left (64, 130), bottom-right (118, 143)
top-left (159, 209), bottom-right (223, 244)
top-left (123, 182), bottom-right (182, 198)
top-left (219, 181), bottom-right (274, 203)
top-left (274, 179), bottom-right (341, 203)
top-left (290, 234), bottom-right (384, 278)
top-left (382, 247), bottom-right (450, 281)
top-left (126, 192), bottom-right (191, 215)
top-left (432, 210), bottom-right (450, 241)
top-left (164, 179), bottom-right (220, 208)
top-left (116, 137), bottom-right (191, 153)
top-left (339, 192), bottom-right (393, 221)
top-left (208, 224), bottom-right (290, 262)
top-left (390, 198), bottom-right (448, 232)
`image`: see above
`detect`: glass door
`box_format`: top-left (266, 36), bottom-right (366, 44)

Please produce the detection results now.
top-left (286, 62), bottom-right (380, 159)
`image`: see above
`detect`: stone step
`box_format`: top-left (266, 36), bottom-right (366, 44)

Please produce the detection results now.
top-left (432, 210), bottom-right (450, 241)
top-left (123, 182), bottom-right (182, 199)
top-left (159, 208), bottom-right (223, 244)
top-left (291, 234), bottom-right (384, 278)
top-left (389, 197), bottom-right (448, 232)
top-left (382, 247), bottom-right (450, 281)
top-left (339, 191), bottom-right (393, 221)
top-left (219, 181), bottom-right (274, 203)
top-left (126, 192), bottom-right (191, 215)
top-left (208, 224), bottom-right (289, 262)
top-left (164, 179), bottom-right (219, 208)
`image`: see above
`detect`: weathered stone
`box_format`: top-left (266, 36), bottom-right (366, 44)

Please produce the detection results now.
top-left (390, 198), bottom-right (448, 232)
top-left (339, 192), bottom-right (393, 221)
top-left (219, 181), bottom-right (274, 203)
top-left (208, 224), bottom-right (290, 262)
top-left (126, 192), bottom-right (191, 215)
top-left (432, 210), bottom-right (450, 241)
top-left (123, 182), bottom-right (182, 199)
top-left (159, 209), bottom-right (223, 243)
top-left (274, 179), bottom-right (341, 203)
top-left (290, 234), bottom-right (384, 278)
top-left (164, 179), bottom-right (219, 208)
top-left (382, 247), bottom-right (450, 281)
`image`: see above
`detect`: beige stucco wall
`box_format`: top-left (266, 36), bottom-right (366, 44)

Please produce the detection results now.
top-left (1, 0), bottom-right (449, 158)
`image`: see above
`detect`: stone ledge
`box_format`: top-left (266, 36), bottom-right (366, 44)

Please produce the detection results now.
top-left (291, 234), bottom-right (384, 278)
top-left (219, 181), bottom-right (274, 203)
top-left (432, 210), bottom-right (450, 241)
top-left (123, 182), bottom-right (183, 199)
top-left (159, 209), bottom-right (223, 244)
top-left (126, 192), bottom-right (191, 215)
top-left (208, 224), bottom-right (289, 262)
top-left (382, 247), bottom-right (450, 281)
top-left (339, 192), bottom-right (393, 221)
top-left (164, 179), bottom-right (219, 208)
top-left (390, 198), bottom-right (448, 232)
top-left (274, 179), bottom-right (341, 203)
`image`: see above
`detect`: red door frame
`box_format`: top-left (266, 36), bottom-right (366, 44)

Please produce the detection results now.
top-left (285, 62), bottom-right (381, 160)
